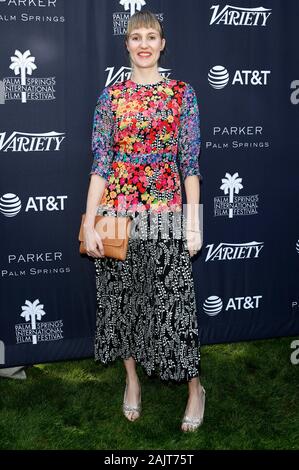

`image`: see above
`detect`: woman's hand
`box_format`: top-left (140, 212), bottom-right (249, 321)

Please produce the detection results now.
top-left (186, 229), bottom-right (202, 257)
top-left (83, 225), bottom-right (105, 258)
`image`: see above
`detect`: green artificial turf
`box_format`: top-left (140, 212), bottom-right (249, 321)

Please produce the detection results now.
top-left (0, 336), bottom-right (298, 450)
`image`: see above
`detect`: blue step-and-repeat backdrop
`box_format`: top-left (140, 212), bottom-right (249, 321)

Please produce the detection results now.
top-left (0, 0), bottom-right (298, 367)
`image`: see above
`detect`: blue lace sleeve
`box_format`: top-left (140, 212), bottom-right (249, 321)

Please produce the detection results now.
top-left (90, 87), bottom-right (114, 181)
top-left (178, 83), bottom-right (201, 181)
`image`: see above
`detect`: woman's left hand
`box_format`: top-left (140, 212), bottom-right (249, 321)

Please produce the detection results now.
top-left (186, 230), bottom-right (202, 257)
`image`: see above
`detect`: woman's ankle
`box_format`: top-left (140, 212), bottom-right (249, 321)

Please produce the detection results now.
top-left (126, 373), bottom-right (139, 384)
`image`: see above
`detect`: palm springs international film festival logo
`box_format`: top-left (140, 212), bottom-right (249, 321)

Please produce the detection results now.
top-left (2, 49), bottom-right (56, 103)
top-left (209, 5), bottom-right (272, 26)
top-left (214, 172), bottom-right (258, 218)
top-left (15, 299), bottom-right (64, 345)
top-left (113, 0), bottom-right (163, 35)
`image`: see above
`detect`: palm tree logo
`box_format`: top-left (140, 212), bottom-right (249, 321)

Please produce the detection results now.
top-left (20, 299), bottom-right (46, 345)
top-left (120, 0), bottom-right (146, 16)
top-left (9, 50), bottom-right (37, 103)
top-left (220, 172), bottom-right (243, 218)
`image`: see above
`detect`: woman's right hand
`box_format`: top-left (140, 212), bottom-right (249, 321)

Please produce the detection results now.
top-left (83, 226), bottom-right (105, 258)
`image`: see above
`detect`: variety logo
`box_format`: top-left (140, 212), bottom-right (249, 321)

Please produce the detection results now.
top-left (214, 172), bottom-right (259, 218)
top-left (203, 295), bottom-right (262, 316)
top-left (0, 193), bottom-right (67, 217)
top-left (2, 49), bottom-right (56, 104)
top-left (208, 65), bottom-right (270, 89)
top-left (0, 131), bottom-right (65, 152)
top-left (15, 298), bottom-right (64, 345)
top-left (2, 251), bottom-right (71, 278)
top-left (113, 1), bottom-right (163, 35)
top-left (105, 66), bottom-right (171, 87)
top-left (206, 124), bottom-right (270, 150)
top-left (290, 81), bottom-right (299, 105)
top-left (205, 241), bottom-right (264, 261)
top-left (210, 4), bottom-right (272, 26)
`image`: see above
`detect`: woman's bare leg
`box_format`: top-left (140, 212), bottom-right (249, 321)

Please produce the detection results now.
top-left (181, 376), bottom-right (205, 431)
top-left (123, 357), bottom-right (141, 421)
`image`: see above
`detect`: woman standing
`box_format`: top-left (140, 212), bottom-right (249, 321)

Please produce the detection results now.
top-left (83, 10), bottom-right (205, 432)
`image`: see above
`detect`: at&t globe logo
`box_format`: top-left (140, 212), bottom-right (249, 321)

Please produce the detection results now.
top-left (208, 66), bottom-right (230, 89)
top-left (0, 193), bottom-right (22, 217)
top-left (203, 296), bottom-right (223, 316)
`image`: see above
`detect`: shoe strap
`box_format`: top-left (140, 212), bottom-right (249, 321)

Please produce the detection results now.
top-left (123, 402), bottom-right (141, 412)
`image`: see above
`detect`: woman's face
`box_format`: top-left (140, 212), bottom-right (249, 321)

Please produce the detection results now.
top-left (126, 27), bottom-right (165, 71)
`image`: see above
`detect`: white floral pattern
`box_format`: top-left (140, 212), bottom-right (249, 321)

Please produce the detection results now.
top-left (94, 211), bottom-right (201, 382)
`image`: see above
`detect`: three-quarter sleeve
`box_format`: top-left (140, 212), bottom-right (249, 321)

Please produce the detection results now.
top-left (177, 83), bottom-right (201, 180)
top-left (89, 87), bottom-right (114, 181)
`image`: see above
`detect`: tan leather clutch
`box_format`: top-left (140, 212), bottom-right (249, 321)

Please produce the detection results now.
top-left (78, 213), bottom-right (133, 261)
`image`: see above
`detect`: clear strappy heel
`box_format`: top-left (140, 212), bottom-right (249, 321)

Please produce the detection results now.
top-left (122, 383), bottom-right (142, 421)
top-left (181, 386), bottom-right (206, 432)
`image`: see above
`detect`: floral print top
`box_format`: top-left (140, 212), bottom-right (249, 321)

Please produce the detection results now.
top-left (90, 77), bottom-right (201, 215)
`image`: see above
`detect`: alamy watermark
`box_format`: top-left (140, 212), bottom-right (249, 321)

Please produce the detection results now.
top-left (290, 80), bottom-right (299, 105)
top-left (290, 339), bottom-right (299, 365)
top-left (0, 340), bottom-right (5, 365)
top-left (95, 203), bottom-right (204, 242)
top-left (0, 80), bottom-right (5, 104)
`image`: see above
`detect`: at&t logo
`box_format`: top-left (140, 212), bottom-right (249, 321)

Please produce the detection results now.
top-left (203, 295), bottom-right (262, 316)
top-left (208, 65), bottom-right (270, 89)
top-left (0, 193), bottom-right (67, 217)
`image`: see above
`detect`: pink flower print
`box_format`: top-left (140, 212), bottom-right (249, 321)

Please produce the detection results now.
top-left (172, 193), bottom-right (181, 204)
top-left (145, 143), bottom-right (152, 153)
top-left (139, 175), bottom-right (148, 185)
top-left (167, 177), bottom-right (174, 189)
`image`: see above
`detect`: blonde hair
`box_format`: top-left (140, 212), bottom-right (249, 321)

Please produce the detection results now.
top-left (126, 10), bottom-right (164, 41)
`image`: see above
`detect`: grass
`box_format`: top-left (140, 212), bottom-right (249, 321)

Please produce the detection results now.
top-left (0, 336), bottom-right (298, 450)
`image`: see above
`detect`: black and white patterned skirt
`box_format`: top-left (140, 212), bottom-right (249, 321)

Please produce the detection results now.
top-left (93, 210), bottom-right (201, 382)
